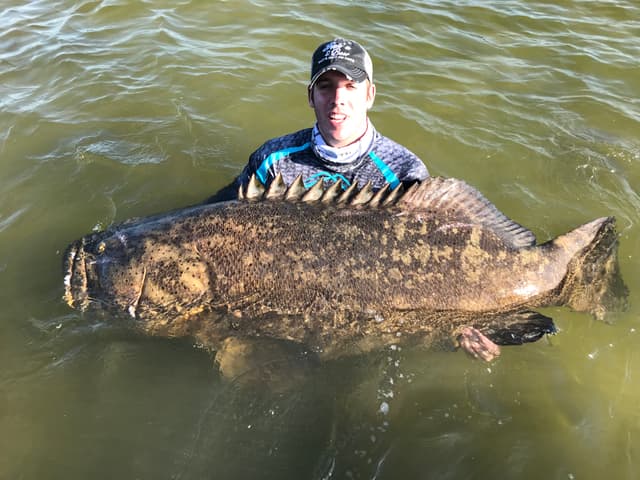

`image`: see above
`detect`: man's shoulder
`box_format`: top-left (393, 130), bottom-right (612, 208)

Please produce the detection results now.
top-left (370, 131), bottom-right (429, 182)
top-left (252, 128), bottom-right (313, 158)
top-left (371, 130), bottom-right (416, 156)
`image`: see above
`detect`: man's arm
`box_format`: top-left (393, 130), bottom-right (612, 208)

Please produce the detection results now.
top-left (202, 148), bottom-right (263, 204)
top-left (202, 178), bottom-right (239, 204)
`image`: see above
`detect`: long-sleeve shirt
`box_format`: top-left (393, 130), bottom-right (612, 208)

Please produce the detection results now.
top-left (205, 123), bottom-right (428, 203)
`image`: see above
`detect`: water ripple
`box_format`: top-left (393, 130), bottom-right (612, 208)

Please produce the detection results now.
top-left (1, 1), bottom-right (640, 479)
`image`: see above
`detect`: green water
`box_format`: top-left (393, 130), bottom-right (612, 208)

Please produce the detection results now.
top-left (1, 1), bottom-right (639, 478)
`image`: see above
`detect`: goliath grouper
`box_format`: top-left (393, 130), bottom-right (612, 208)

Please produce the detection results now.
top-left (63, 175), bottom-right (627, 368)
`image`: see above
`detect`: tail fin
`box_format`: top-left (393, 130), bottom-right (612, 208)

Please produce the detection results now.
top-left (553, 217), bottom-right (628, 320)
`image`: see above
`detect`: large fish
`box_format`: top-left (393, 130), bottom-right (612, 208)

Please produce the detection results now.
top-left (63, 176), bottom-right (627, 366)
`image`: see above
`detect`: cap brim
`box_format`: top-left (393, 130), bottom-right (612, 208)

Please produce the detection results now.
top-left (309, 64), bottom-right (368, 87)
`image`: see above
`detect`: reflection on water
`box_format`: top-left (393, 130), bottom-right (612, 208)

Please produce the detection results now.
top-left (1, 0), bottom-right (639, 479)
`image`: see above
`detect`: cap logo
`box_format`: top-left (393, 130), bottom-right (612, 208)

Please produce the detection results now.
top-left (319, 40), bottom-right (354, 65)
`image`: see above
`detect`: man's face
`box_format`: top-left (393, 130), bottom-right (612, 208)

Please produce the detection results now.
top-left (309, 70), bottom-right (376, 148)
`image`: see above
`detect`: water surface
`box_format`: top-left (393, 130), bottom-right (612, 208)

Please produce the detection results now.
top-left (1, 1), bottom-right (639, 479)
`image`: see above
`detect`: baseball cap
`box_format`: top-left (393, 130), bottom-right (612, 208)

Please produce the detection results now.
top-left (309, 38), bottom-right (373, 87)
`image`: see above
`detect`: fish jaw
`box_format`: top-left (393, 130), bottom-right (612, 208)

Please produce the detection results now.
top-left (63, 238), bottom-right (90, 311)
top-left (62, 231), bottom-right (146, 318)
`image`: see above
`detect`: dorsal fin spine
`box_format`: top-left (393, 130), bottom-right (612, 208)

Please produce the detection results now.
top-left (301, 180), bottom-right (325, 203)
top-left (321, 180), bottom-right (344, 204)
top-left (381, 183), bottom-right (405, 207)
top-left (368, 183), bottom-right (390, 208)
top-left (350, 181), bottom-right (374, 206)
top-left (336, 181), bottom-right (358, 205)
top-left (266, 173), bottom-right (287, 199)
top-left (285, 175), bottom-right (306, 201)
top-left (246, 174), bottom-right (265, 201)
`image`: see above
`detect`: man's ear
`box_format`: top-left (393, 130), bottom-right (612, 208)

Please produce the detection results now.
top-left (366, 82), bottom-right (376, 109)
top-left (308, 86), bottom-right (314, 108)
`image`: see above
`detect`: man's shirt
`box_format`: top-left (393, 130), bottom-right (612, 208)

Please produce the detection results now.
top-left (206, 124), bottom-right (428, 202)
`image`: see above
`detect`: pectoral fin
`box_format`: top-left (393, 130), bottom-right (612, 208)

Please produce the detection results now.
top-left (478, 310), bottom-right (557, 346)
top-left (214, 337), bottom-right (319, 390)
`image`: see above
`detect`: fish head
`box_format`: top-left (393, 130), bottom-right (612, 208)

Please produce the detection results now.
top-left (63, 229), bottom-right (146, 317)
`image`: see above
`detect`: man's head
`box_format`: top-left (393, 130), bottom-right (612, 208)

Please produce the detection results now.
top-left (308, 38), bottom-right (376, 148)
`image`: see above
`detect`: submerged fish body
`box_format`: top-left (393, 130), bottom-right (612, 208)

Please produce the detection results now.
top-left (63, 176), bottom-right (627, 359)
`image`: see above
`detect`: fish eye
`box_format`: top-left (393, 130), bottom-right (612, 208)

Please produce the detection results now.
top-left (97, 241), bottom-right (106, 254)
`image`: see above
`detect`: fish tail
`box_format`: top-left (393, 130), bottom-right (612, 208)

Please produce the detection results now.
top-left (553, 217), bottom-right (628, 320)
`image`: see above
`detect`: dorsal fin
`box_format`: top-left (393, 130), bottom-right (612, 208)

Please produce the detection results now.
top-left (397, 177), bottom-right (536, 248)
top-left (238, 176), bottom-right (534, 248)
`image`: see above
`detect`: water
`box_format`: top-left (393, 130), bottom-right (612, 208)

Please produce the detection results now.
top-left (1, 0), bottom-right (639, 478)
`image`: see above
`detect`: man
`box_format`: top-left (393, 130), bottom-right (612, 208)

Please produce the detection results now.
top-left (205, 39), bottom-right (501, 362)
top-left (207, 38), bottom-right (428, 202)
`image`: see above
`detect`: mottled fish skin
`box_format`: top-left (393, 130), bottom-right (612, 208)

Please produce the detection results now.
top-left (62, 176), bottom-right (628, 358)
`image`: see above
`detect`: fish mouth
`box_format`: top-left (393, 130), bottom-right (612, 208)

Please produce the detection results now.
top-left (63, 238), bottom-right (90, 311)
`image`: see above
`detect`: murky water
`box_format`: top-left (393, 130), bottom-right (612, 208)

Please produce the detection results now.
top-left (1, 1), bottom-right (639, 478)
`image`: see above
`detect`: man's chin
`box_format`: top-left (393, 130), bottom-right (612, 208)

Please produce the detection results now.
top-left (324, 129), bottom-right (354, 148)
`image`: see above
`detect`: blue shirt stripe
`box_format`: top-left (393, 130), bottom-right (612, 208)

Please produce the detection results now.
top-left (369, 151), bottom-right (400, 188)
top-left (256, 142), bottom-right (311, 183)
